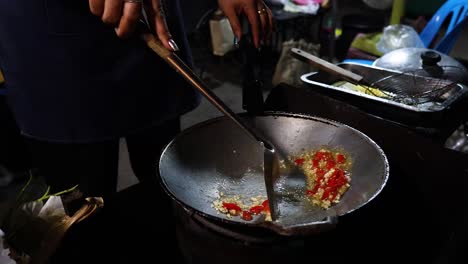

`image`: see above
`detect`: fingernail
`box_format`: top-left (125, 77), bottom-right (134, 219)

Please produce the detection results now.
top-left (233, 36), bottom-right (239, 48)
top-left (168, 39), bottom-right (179, 51)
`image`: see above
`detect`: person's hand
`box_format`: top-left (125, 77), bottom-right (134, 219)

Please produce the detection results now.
top-left (217, 0), bottom-right (273, 48)
top-left (88, 0), bottom-right (178, 51)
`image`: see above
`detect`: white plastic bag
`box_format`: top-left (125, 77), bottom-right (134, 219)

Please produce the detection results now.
top-left (377, 24), bottom-right (424, 54)
top-left (0, 229), bottom-right (17, 264)
top-left (272, 39), bottom-right (320, 87)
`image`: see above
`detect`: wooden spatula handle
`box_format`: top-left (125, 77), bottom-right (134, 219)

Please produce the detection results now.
top-left (140, 33), bottom-right (173, 60)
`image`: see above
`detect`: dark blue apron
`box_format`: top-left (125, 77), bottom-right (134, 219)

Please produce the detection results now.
top-left (0, 0), bottom-right (200, 143)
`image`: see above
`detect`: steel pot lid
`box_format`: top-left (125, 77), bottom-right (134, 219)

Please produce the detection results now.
top-left (373, 48), bottom-right (468, 84)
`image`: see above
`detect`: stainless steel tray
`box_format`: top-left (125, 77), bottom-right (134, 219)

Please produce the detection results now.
top-left (300, 63), bottom-right (468, 113)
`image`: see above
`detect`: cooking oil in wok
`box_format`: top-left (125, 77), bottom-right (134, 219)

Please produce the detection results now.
top-left (274, 168), bottom-right (315, 218)
top-left (216, 170), bottom-right (266, 199)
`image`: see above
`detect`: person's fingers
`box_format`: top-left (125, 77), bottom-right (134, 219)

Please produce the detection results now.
top-left (222, 6), bottom-right (243, 41)
top-left (264, 5), bottom-right (274, 45)
top-left (256, 2), bottom-right (268, 44)
top-left (102, 0), bottom-right (123, 25)
top-left (256, 1), bottom-right (273, 46)
top-left (115, 1), bottom-right (141, 38)
top-left (146, 0), bottom-right (178, 51)
top-left (89, 0), bottom-right (105, 16)
top-left (243, 3), bottom-right (261, 48)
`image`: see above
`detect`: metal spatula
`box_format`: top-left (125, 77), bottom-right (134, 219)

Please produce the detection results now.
top-left (140, 31), bottom-right (280, 221)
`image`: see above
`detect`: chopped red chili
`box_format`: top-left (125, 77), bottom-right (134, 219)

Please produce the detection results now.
top-left (249, 205), bottom-right (264, 215)
top-left (222, 202), bottom-right (242, 212)
top-left (294, 158), bottom-right (305, 166)
top-left (301, 149), bottom-right (350, 206)
top-left (241, 211), bottom-right (253, 221)
top-left (336, 153), bottom-right (346, 164)
top-left (262, 200), bottom-right (270, 213)
top-left (326, 160), bottom-right (336, 170)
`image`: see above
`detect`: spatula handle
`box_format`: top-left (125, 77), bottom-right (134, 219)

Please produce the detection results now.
top-left (141, 32), bottom-right (270, 147)
top-left (290, 48), bottom-right (364, 84)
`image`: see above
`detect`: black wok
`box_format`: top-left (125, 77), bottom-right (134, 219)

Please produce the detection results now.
top-left (159, 112), bottom-right (389, 236)
top-left (139, 28), bottom-right (389, 236)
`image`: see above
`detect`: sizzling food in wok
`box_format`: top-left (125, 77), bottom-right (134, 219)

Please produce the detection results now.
top-left (293, 148), bottom-right (351, 209)
top-left (213, 194), bottom-right (271, 221)
top-left (212, 148), bottom-right (352, 222)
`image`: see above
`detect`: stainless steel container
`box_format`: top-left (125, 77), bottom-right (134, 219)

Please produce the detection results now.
top-left (300, 63), bottom-right (468, 113)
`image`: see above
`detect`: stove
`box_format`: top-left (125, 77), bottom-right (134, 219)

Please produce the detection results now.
top-left (171, 184), bottom-right (454, 264)
top-left (174, 204), bottom-right (318, 264)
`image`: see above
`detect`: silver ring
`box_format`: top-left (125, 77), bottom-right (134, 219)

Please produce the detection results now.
top-left (257, 8), bottom-right (267, 15)
top-left (123, 0), bottom-right (143, 3)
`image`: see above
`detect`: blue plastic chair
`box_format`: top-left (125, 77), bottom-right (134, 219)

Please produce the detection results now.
top-left (419, 0), bottom-right (468, 53)
top-left (343, 0), bottom-right (468, 65)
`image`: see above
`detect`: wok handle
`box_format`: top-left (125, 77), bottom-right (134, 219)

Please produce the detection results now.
top-left (141, 32), bottom-right (267, 147)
